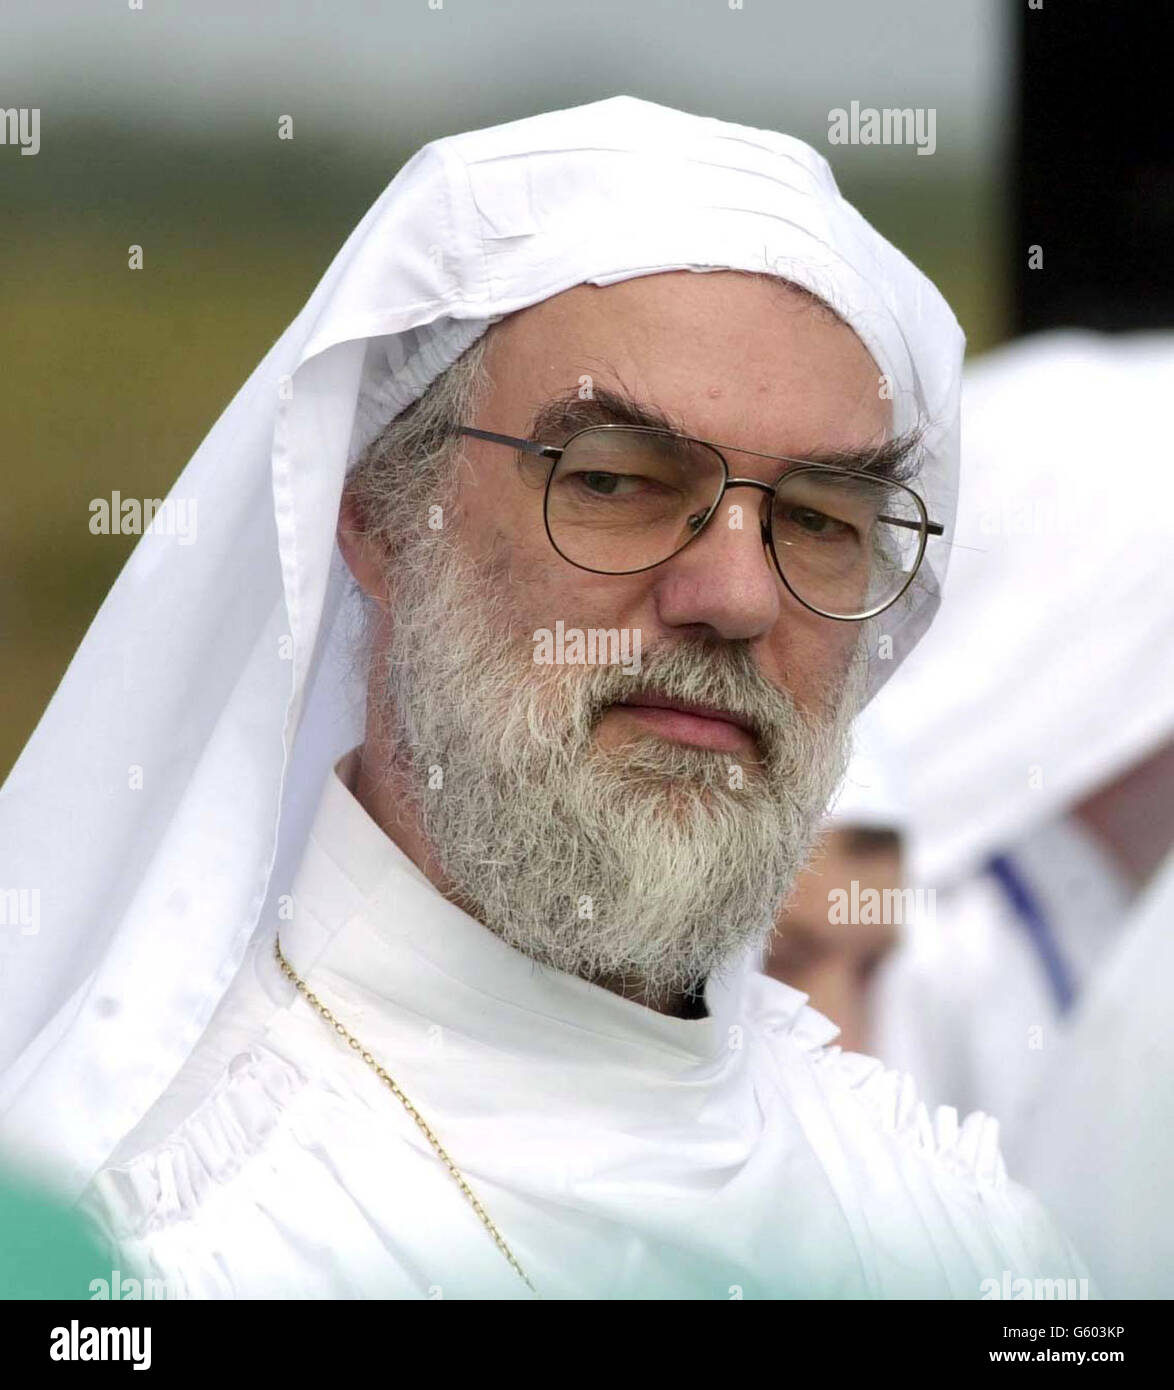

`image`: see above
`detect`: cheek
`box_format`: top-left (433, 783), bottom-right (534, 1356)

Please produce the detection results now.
top-left (452, 464), bottom-right (550, 580)
top-left (762, 603), bottom-right (861, 714)
top-left (469, 492), bottom-right (648, 629)
top-left (462, 515), bottom-right (623, 642)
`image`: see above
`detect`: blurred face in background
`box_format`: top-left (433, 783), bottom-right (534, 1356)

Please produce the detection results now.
top-left (766, 825), bottom-right (902, 1052)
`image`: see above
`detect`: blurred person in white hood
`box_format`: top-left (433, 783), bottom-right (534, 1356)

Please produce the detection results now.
top-left (868, 332), bottom-right (1174, 1152)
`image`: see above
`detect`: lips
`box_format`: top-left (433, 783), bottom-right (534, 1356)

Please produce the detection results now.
top-left (613, 693), bottom-right (758, 737)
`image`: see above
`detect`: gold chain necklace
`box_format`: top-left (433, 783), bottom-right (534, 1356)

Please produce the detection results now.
top-left (273, 934), bottom-right (539, 1297)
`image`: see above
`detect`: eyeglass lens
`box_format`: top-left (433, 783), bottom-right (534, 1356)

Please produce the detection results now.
top-left (544, 427), bottom-right (925, 618)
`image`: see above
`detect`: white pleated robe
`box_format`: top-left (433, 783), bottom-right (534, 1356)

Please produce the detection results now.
top-left (80, 755), bottom-right (1089, 1300)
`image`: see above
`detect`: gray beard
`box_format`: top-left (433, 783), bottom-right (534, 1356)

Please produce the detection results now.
top-left (371, 528), bottom-right (866, 1008)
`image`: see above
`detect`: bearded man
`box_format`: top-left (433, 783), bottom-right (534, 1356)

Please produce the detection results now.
top-left (0, 97), bottom-right (1085, 1298)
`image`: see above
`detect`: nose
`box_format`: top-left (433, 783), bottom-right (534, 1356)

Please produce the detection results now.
top-left (649, 485), bottom-right (785, 641)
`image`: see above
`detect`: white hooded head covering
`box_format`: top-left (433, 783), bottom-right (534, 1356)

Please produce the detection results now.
top-left (825, 705), bottom-right (910, 835)
top-left (0, 96), bottom-right (963, 1196)
top-left (860, 330), bottom-right (1174, 888)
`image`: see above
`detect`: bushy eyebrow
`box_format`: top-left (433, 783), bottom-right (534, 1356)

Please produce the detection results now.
top-left (526, 384), bottom-right (924, 484)
top-left (528, 384), bottom-right (685, 442)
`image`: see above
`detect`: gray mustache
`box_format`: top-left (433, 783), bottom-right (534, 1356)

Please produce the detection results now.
top-left (577, 642), bottom-right (792, 744)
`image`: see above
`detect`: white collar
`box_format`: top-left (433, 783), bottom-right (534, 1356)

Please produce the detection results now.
top-left (278, 750), bottom-right (753, 1073)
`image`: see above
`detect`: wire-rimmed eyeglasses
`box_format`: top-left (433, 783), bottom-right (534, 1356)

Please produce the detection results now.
top-left (459, 423), bottom-right (943, 621)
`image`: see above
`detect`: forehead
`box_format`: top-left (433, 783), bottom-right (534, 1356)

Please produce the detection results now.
top-left (481, 270), bottom-right (892, 458)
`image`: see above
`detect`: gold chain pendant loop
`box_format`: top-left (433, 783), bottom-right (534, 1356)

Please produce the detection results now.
top-left (273, 934), bottom-right (539, 1297)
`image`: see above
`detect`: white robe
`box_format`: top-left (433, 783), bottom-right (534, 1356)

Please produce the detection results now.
top-left (77, 753), bottom-right (1089, 1300)
top-left (873, 813), bottom-right (1132, 1126)
top-left (1012, 850), bottom-right (1174, 1298)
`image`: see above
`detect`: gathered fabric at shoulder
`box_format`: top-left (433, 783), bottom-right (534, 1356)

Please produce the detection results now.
top-left (817, 1047), bottom-right (1008, 1188)
top-left (749, 970), bottom-right (1007, 1189)
top-left (81, 1044), bottom-right (307, 1245)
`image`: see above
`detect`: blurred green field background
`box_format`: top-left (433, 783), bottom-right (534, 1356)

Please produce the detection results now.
top-left (1, 121), bottom-right (1007, 779)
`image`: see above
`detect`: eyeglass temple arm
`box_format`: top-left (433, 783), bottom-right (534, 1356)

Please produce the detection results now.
top-left (881, 513), bottom-right (945, 536)
top-left (459, 428), bottom-right (944, 536)
top-left (459, 425), bottom-right (562, 460)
